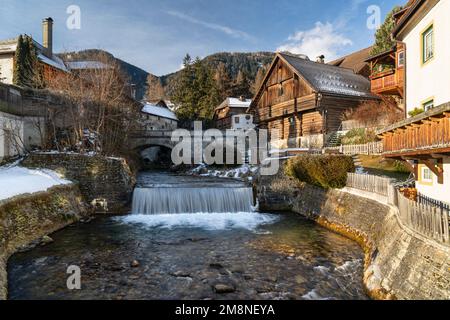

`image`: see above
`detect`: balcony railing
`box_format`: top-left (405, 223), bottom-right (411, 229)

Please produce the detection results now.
top-left (370, 68), bottom-right (403, 95)
top-left (380, 103), bottom-right (450, 156)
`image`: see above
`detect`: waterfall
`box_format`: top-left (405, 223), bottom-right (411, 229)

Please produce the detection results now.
top-left (131, 186), bottom-right (255, 215)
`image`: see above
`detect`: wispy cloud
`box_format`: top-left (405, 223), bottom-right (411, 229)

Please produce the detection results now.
top-left (277, 22), bottom-right (352, 61)
top-left (165, 10), bottom-right (254, 41)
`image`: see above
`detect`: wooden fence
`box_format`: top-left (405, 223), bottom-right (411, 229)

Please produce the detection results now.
top-left (326, 141), bottom-right (383, 155)
top-left (346, 173), bottom-right (450, 245)
top-left (347, 172), bottom-right (393, 196)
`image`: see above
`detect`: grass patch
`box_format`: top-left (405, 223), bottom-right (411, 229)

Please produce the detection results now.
top-left (358, 155), bottom-right (411, 180)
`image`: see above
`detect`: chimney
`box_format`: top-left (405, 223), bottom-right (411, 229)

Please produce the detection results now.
top-left (316, 55), bottom-right (325, 64)
top-left (42, 17), bottom-right (53, 57)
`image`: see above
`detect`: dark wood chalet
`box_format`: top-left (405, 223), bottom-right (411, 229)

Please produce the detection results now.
top-left (248, 52), bottom-right (377, 148)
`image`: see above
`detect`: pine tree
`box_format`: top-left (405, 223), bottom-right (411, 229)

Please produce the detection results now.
top-left (231, 69), bottom-right (250, 98)
top-left (12, 35), bottom-right (43, 88)
top-left (214, 62), bottom-right (232, 100)
top-left (370, 6), bottom-right (403, 56)
top-left (172, 54), bottom-right (221, 122)
top-left (13, 35), bottom-right (27, 86)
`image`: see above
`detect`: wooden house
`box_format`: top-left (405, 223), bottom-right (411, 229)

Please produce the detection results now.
top-left (213, 97), bottom-right (252, 130)
top-left (248, 52), bottom-right (377, 148)
top-left (329, 46), bottom-right (373, 78)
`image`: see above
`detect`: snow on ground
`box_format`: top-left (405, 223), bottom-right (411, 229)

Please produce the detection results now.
top-left (189, 163), bottom-right (259, 181)
top-left (0, 164), bottom-right (72, 201)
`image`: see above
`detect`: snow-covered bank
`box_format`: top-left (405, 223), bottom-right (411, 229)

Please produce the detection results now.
top-left (0, 164), bottom-right (71, 201)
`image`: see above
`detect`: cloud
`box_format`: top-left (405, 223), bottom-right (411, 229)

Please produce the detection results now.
top-left (276, 22), bottom-right (352, 61)
top-left (166, 10), bottom-right (254, 41)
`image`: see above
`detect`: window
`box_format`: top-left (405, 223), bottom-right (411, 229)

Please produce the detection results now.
top-left (245, 115), bottom-right (251, 121)
top-left (279, 86), bottom-right (284, 97)
top-left (398, 51), bottom-right (405, 67)
top-left (235, 117), bottom-right (240, 124)
top-left (423, 99), bottom-right (434, 111)
top-left (289, 116), bottom-right (296, 129)
top-left (422, 25), bottom-right (434, 64)
top-left (422, 166), bottom-right (433, 183)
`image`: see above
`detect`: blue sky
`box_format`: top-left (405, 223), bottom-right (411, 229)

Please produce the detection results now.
top-left (0, 0), bottom-right (401, 76)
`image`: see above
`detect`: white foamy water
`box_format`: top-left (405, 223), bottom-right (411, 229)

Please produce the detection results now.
top-left (132, 187), bottom-right (255, 215)
top-left (119, 212), bottom-right (278, 231)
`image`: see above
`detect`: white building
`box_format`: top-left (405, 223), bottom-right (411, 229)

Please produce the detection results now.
top-left (140, 102), bottom-right (178, 131)
top-left (0, 111), bottom-right (24, 162)
top-left (231, 114), bottom-right (256, 131)
top-left (393, 0), bottom-right (450, 115)
top-left (379, 0), bottom-right (450, 205)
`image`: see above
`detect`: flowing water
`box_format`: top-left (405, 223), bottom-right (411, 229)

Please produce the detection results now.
top-left (7, 172), bottom-right (368, 300)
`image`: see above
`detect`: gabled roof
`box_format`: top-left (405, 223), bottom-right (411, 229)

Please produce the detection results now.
top-left (393, 0), bottom-right (438, 39)
top-left (278, 52), bottom-right (375, 99)
top-left (215, 97), bottom-right (252, 111)
top-left (328, 46), bottom-right (373, 76)
top-left (141, 103), bottom-right (178, 121)
top-left (66, 61), bottom-right (111, 70)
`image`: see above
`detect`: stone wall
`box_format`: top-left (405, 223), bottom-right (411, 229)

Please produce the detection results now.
top-left (257, 169), bottom-right (450, 300)
top-left (0, 184), bottom-right (88, 300)
top-left (22, 153), bottom-right (135, 213)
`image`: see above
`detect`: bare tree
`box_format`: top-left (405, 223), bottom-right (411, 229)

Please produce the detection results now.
top-left (46, 52), bottom-right (140, 156)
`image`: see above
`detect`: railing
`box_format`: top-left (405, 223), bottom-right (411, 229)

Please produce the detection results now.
top-left (325, 141), bottom-right (383, 155)
top-left (347, 172), bottom-right (393, 196)
top-left (346, 173), bottom-right (450, 245)
top-left (397, 190), bottom-right (449, 244)
top-left (382, 112), bottom-right (450, 155)
top-left (417, 192), bottom-right (450, 212)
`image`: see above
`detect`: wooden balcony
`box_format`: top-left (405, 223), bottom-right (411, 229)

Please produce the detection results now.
top-left (370, 68), bottom-right (404, 97)
top-left (379, 103), bottom-right (450, 158)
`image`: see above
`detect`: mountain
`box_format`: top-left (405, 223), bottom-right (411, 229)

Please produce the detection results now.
top-left (59, 49), bottom-right (151, 101)
top-left (160, 52), bottom-right (275, 98)
top-left (59, 50), bottom-right (276, 101)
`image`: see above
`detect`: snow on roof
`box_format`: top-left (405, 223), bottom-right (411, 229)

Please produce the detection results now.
top-left (0, 165), bottom-right (71, 201)
top-left (279, 52), bottom-right (376, 99)
top-left (227, 98), bottom-right (252, 108)
top-left (0, 38), bottom-right (18, 53)
top-left (216, 97), bottom-right (252, 111)
top-left (38, 53), bottom-right (69, 72)
top-left (142, 103), bottom-right (178, 121)
top-left (66, 61), bottom-right (111, 70)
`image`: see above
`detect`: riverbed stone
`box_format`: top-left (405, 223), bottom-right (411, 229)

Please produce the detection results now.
top-left (257, 164), bottom-right (450, 300)
top-left (213, 283), bottom-right (235, 294)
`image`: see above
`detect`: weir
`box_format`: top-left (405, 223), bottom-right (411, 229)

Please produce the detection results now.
top-left (131, 186), bottom-right (254, 215)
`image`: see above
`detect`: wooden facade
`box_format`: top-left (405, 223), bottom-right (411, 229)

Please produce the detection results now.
top-left (367, 43), bottom-right (405, 98)
top-left (379, 103), bottom-right (450, 183)
top-left (213, 98), bottom-right (251, 130)
top-left (249, 52), bottom-right (375, 147)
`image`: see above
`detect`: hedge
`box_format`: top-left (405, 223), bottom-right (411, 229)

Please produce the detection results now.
top-left (285, 155), bottom-right (355, 189)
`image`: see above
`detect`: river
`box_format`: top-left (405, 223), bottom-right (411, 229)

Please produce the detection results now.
top-left (8, 172), bottom-right (368, 300)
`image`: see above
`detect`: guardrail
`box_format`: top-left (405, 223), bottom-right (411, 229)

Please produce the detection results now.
top-left (326, 142), bottom-right (383, 155)
top-left (346, 173), bottom-right (449, 245)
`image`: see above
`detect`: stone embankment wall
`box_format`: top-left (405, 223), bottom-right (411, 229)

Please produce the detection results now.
top-left (23, 153), bottom-right (135, 213)
top-left (0, 184), bottom-right (88, 299)
top-left (257, 170), bottom-right (450, 300)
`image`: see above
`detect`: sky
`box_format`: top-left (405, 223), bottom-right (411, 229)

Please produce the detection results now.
top-left (0, 0), bottom-right (401, 76)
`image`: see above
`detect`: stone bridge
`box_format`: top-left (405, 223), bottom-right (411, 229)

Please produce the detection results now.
top-left (130, 130), bottom-right (178, 150)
